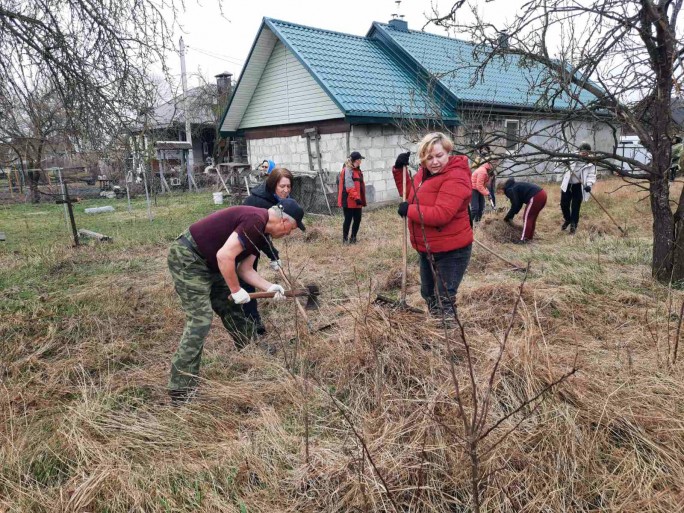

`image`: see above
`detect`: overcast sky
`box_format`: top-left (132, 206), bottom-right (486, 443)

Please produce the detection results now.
top-left (168, 0), bottom-right (524, 89)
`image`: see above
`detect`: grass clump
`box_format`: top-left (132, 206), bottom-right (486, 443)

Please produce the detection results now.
top-left (1, 179), bottom-right (684, 511)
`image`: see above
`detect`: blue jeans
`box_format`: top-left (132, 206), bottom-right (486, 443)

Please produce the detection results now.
top-left (488, 176), bottom-right (496, 207)
top-left (418, 244), bottom-right (472, 316)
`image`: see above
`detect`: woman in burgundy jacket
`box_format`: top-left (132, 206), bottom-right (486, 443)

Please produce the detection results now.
top-left (393, 132), bottom-right (473, 321)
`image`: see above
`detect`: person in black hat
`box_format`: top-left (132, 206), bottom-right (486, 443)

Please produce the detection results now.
top-left (337, 151), bottom-right (367, 243)
top-left (167, 200), bottom-right (305, 403)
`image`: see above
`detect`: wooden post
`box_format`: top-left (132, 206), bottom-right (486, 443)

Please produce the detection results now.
top-left (58, 169), bottom-right (69, 228)
top-left (14, 167), bottom-right (22, 194)
top-left (313, 132), bottom-right (333, 215)
top-left (215, 165), bottom-right (231, 194)
top-left (6, 167), bottom-right (13, 198)
top-left (59, 182), bottom-right (80, 246)
top-left (78, 229), bottom-right (111, 241)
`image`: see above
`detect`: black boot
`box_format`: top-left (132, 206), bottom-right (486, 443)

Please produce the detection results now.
top-left (349, 236), bottom-right (357, 244)
top-left (561, 220), bottom-right (570, 231)
top-left (426, 297), bottom-right (440, 317)
top-left (569, 224), bottom-right (577, 234)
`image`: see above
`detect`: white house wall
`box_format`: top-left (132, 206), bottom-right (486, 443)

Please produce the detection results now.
top-left (246, 118), bottom-right (617, 205)
top-left (247, 125), bottom-right (416, 203)
top-left (453, 113), bottom-right (618, 180)
top-left (511, 118), bottom-right (618, 179)
top-left (239, 41), bottom-right (344, 129)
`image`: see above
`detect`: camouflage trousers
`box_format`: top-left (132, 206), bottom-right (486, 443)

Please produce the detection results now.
top-left (167, 232), bottom-right (256, 392)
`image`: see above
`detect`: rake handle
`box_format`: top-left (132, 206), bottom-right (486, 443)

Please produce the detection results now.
top-left (473, 238), bottom-right (525, 270)
top-left (567, 165), bottom-right (626, 235)
top-left (401, 165), bottom-right (408, 304)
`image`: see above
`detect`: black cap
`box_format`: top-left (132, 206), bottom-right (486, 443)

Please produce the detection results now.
top-left (579, 142), bottom-right (592, 152)
top-left (278, 198), bottom-right (306, 231)
top-left (350, 151), bottom-right (365, 160)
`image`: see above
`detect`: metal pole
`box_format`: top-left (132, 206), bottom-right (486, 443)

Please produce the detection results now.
top-left (142, 164), bottom-right (153, 221)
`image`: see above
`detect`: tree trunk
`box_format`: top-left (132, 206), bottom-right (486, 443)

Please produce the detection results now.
top-left (650, 176), bottom-right (674, 282)
top-left (28, 170), bottom-right (41, 204)
top-left (671, 186), bottom-right (684, 284)
top-left (672, 216), bottom-right (684, 284)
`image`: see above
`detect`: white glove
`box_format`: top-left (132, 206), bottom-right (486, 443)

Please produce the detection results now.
top-left (269, 259), bottom-right (282, 271)
top-left (231, 288), bottom-right (251, 304)
top-left (489, 199), bottom-right (496, 209)
top-left (267, 283), bottom-right (286, 300)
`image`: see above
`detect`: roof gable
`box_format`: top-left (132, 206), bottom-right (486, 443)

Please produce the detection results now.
top-left (371, 22), bottom-right (599, 111)
top-left (219, 18), bottom-right (458, 134)
top-left (239, 40), bottom-right (344, 128)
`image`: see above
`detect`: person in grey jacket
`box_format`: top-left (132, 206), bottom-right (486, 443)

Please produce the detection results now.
top-left (560, 142), bottom-right (597, 234)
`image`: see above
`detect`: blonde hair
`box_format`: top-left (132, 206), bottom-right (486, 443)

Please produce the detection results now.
top-left (344, 156), bottom-right (362, 169)
top-left (417, 132), bottom-right (454, 164)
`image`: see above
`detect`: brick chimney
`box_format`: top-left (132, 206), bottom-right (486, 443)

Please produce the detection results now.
top-left (388, 18), bottom-right (408, 32)
top-left (215, 71), bottom-right (233, 107)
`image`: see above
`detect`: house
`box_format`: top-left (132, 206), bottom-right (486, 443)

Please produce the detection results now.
top-left (131, 75), bottom-right (232, 181)
top-left (219, 17), bottom-right (616, 205)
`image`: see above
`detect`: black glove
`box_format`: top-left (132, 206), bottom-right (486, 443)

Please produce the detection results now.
top-left (397, 201), bottom-right (409, 217)
top-left (395, 152), bottom-right (410, 169)
top-left (584, 185), bottom-right (592, 193)
top-left (355, 199), bottom-right (363, 206)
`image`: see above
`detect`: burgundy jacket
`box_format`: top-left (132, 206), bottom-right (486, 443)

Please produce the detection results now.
top-left (392, 155), bottom-right (473, 253)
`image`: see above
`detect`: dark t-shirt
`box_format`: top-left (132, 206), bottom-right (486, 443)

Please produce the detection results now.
top-left (189, 205), bottom-right (270, 272)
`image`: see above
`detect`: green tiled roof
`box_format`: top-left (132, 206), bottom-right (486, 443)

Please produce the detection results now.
top-left (371, 22), bottom-right (599, 110)
top-left (265, 18), bottom-right (458, 121)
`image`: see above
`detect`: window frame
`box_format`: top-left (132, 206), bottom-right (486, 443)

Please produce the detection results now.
top-left (504, 119), bottom-right (520, 151)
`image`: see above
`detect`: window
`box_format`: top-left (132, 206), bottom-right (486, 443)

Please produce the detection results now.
top-left (505, 119), bottom-right (520, 150)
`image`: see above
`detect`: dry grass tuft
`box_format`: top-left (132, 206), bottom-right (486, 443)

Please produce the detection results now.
top-left (2, 178), bottom-right (684, 511)
top-left (478, 216), bottom-right (522, 243)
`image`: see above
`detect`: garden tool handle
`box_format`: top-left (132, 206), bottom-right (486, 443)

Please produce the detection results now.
top-left (246, 288), bottom-right (311, 300)
top-left (401, 165), bottom-right (408, 303)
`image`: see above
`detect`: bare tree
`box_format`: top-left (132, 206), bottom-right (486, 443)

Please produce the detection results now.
top-left (0, 0), bottom-right (182, 135)
top-left (0, 80), bottom-right (72, 202)
top-left (428, 0), bottom-right (684, 284)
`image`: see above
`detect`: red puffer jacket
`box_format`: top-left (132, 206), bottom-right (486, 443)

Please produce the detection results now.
top-left (392, 155), bottom-right (473, 253)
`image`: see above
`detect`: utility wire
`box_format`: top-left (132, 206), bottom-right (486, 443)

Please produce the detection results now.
top-left (187, 45), bottom-right (244, 65)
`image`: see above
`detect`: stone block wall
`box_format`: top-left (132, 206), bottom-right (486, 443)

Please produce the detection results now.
top-left (246, 124), bottom-right (418, 204)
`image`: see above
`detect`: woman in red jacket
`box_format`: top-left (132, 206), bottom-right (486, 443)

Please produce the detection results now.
top-left (337, 151), bottom-right (367, 244)
top-left (393, 132), bottom-right (473, 321)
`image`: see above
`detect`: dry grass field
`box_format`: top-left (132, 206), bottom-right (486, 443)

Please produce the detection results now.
top-left (1, 178), bottom-right (684, 512)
